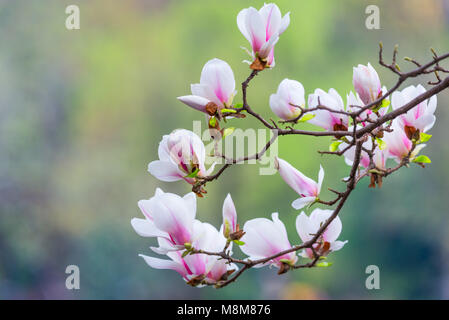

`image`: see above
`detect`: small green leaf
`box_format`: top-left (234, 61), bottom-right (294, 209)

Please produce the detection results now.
top-left (329, 140), bottom-right (342, 152)
top-left (182, 250), bottom-right (191, 258)
top-left (298, 114), bottom-right (316, 122)
top-left (209, 116), bottom-right (217, 127)
top-left (413, 155), bottom-right (431, 164)
top-left (233, 103), bottom-right (243, 109)
top-left (221, 108), bottom-right (237, 114)
top-left (233, 240), bottom-right (245, 246)
top-left (222, 127), bottom-right (235, 139)
top-left (279, 259), bottom-right (294, 266)
top-left (376, 137), bottom-right (386, 150)
top-left (185, 167), bottom-right (199, 178)
top-left (419, 132), bottom-right (432, 143)
top-left (317, 261), bottom-right (333, 267)
top-left (372, 99), bottom-right (390, 113)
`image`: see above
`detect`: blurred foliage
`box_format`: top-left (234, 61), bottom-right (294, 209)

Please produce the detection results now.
top-left (0, 0), bottom-right (449, 299)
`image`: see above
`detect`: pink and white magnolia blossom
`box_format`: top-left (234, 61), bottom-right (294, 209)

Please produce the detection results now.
top-left (353, 63), bottom-right (382, 105)
top-left (177, 58), bottom-right (236, 114)
top-left (269, 79), bottom-right (304, 120)
top-left (240, 213), bottom-right (297, 268)
top-left (383, 121), bottom-right (426, 163)
top-left (237, 3), bottom-right (290, 68)
top-left (275, 157), bottom-right (324, 210)
top-left (131, 188), bottom-right (197, 253)
top-left (347, 90), bottom-right (388, 126)
top-left (296, 209), bottom-right (347, 259)
top-left (222, 193), bottom-right (238, 238)
top-left (391, 84), bottom-right (437, 137)
top-left (340, 130), bottom-right (386, 170)
top-left (148, 129), bottom-right (214, 184)
top-left (139, 221), bottom-right (236, 286)
top-left (307, 88), bottom-right (349, 132)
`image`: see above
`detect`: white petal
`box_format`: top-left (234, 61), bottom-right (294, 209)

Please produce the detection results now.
top-left (147, 160), bottom-right (183, 182)
top-left (291, 196), bottom-right (316, 210)
top-left (177, 95), bottom-right (210, 113)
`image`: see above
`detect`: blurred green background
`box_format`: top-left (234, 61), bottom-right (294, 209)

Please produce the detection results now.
top-left (1, 0), bottom-right (449, 299)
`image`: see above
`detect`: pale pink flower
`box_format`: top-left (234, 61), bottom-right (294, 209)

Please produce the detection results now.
top-left (237, 3), bottom-right (290, 68)
top-left (340, 130), bottom-right (386, 170)
top-left (177, 58), bottom-right (236, 113)
top-left (353, 63), bottom-right (382, 105)
top-left (240, 213), bottom-right (297, 268)
top-left (148, 129), bottom-right (214, 184)
top-left (384, 121), bottom-right (426, 163)
top-left (131, 188), bottom-right (197, 253)
top-left (269, 79), bottom-right (304, 120)
top-left (139, 221), bottom-right (235, 286)
top-left (391, 84), bottom-right (437, 136)
top-left (275, 157), bottom-right (324, 210)
top-left (296, 209), bottom-right (347, 259)
top-left (346, 89), bottom-right (389, 126)
top-left (307, 88), bottom-right (349, 132)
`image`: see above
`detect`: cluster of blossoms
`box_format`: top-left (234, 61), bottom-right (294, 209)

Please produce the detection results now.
top-left (132, 3), bottom-right (440, 288)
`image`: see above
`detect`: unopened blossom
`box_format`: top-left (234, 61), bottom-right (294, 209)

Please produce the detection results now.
top-left (275, 157), bottom-right (324, 210)
top-left (383, 121), bottom-right (426, 163)
top-left (391, 84), bottom-right (437, 139)
top-left (131, 188), bottom-right (197, 253)
top-left (177, 58), bottom-right (236, 114)
top-left (296, 209), bottom-right (347, 259)
top-left (237, 3), bottom-right (290, 68)
top-left (353, 63), bottom-right (382, 105)
top-left (307, 88), bottom-right (349, 132)
top-left (222, 194), bottom-right (238, 238)
top-left (269, 79), bottom-right (304, 120)
top-left (240, 213), bottom-right (297, 269)
top-left (148, 129), bottom-right (214, 184)
top-left (139, 221), bottom-right (235, 286)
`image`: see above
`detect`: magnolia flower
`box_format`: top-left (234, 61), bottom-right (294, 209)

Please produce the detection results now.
top-left (347, 90), bottom-right (388, 126)
top-left (139, 221), bottom-right (235, 286)
top-left (391, 84), bottom-right (437, 139)
top-left (222, 194), bottom-right (238, 238)
top-left (148, 129), bottom-right (214, 183)
top-left (240, 213), bottom-right (297, 269)
top-left (340, 131), bottom-right (386, 170)
top-left (131, 188), bottom-right (197, 253)
top-left (269, 79), bottom-right (304, 120)
top-left (177, 58), bottom-right (236, 114)
top-left (384, 121), bottom-right (426, 163)
top-left (307, 88), bottom-right (349, 132)
top-left (353, 63), bottom-right (382, 105)
top-left (296, 209), bottom-right (347, 259)
top-left (237, 3), bottom-right (290, 68)
top-left (275, 157), bottom-right (324, 210)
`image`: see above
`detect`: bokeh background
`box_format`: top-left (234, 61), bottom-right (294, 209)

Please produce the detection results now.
top-left (1, 0), bottom-right (449, 299)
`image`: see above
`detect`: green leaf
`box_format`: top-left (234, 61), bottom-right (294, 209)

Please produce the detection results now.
top-left (209, 116), bottom-right (217, 127)
top-left (279, 259), bottom-right (294, 266)
top-left (222, 127), bottom-right (235, 139)
top-left (221, 108), bottom-right (237, 114)
top-left (376, 137), bottom-right (386, 150)
top-left (233, 103), bottom-right (243, 109)
top-left (372, 99), bottom-right (390, 113)
top-left (413, 155), bottom-right (431, 164)
top-left (419, 132), bottom-right (432, 143)
top-left (184, 167), bottom-right (199, 178)
top-left (298, 114), bottom-right (316, 122)
top-left (233, 240), bottom-right (245, 246)
top-left (317, 261), bottom-right (333, 267)
top-left (329, 140), bottom-right (342, 152)
top-left (182, 250), bottom-right (191, 258)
